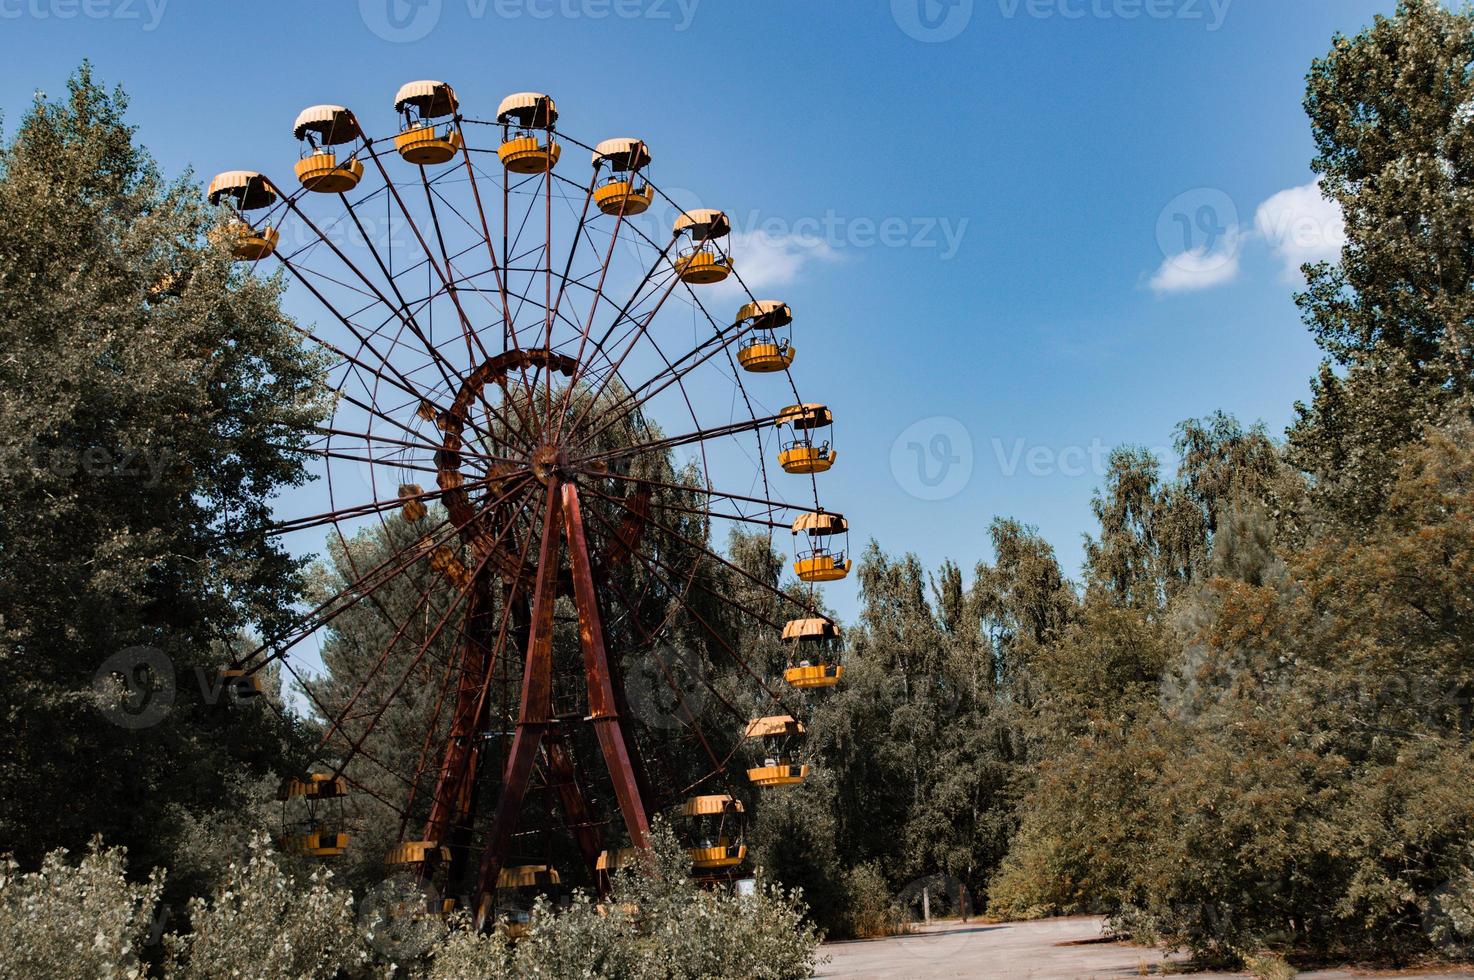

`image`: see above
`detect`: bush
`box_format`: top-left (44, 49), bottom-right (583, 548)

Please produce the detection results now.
top-left (0, 839), bottom-right (163, 980)
top-left (461, 821), bottom-right (823, 980)
top-left (163, 833), bottom-right (367, 979)
top-left (840, 863), bottom-right (898, 938)
top-left (5, 824), bottom-right (822, 979)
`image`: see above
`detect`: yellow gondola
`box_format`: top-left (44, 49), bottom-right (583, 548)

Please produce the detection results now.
top-left (674, 795), bottom-right (746, 870)
top-left (735, 300), bottom-right (795, 373)
top-left (495, 865), bottom-right (561, 938)
top-left (592, 138), bottom-right (654, 216)
top-left (672, 209), bottom-right (733, 284)
top-left (497, 92), bottom-right (560, 173)
top-left (791, 510), bottom-right (851, 582)
top-left (281, 829), bottom-right (350, 858)
top-left (744, 715), bottom-right (808, 787)
top-left (278, 773), bottom-right (349, 858)
top-left (206, 171), bottom-right (279, 261)
top-left (596, 847), bottom-right (640, 872)
top-left (385, 840), bottom-right (448, 866)
top-left (394, 80), bottom-right (463, 165)
top-left (776, 404), bottom-right (837, 474)
top-left (782, 617), bottom-right (845, 688)
top-left (293, 105), bottom-right (364, 193)
top-left (278, 773), bottom-right (348, 799)
top-left (217, 667), bottom-right (264, 699)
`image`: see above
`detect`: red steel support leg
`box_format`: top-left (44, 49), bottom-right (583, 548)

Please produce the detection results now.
top-left (445, 583), bottom-right (533, 890)
top-left (473, 482), bottom-right (563, 929)
top-left (544, 731), bottom-right (606, 876)
top-left (561, 482), bottom-right (651, 852)
top-left (422, 584), bottom-right (495, 854)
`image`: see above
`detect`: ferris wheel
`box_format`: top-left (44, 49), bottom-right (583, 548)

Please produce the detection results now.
top-left (210, 80), bottom-right (853, 927)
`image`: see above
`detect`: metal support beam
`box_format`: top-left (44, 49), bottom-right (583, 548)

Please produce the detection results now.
top-left (562, 482), bottom-right (651, 853)
top-left (473, 481), bottom-right (563, 928)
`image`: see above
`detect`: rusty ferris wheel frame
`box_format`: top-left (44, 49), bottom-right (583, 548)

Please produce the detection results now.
top-left (213, 85), bottom-right (845, 928)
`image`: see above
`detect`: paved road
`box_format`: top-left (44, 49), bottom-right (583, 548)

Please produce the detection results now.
top-left (816, 916), bottom-right (1474, 980)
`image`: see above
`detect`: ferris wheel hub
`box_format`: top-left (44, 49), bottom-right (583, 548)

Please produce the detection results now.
top-left (529, 443), bottom-right (569, 485)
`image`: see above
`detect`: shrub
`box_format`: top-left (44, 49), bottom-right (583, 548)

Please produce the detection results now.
top-left (163, 832), bottom-right (367, 979)
top-left (840, 863), bottom-right (898, 938)
top-left (0, 839), bottom-right (163, 980)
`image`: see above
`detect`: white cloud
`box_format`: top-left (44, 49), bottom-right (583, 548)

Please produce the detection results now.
top-left (712, 229), bottom-right (841, 297)
top-left (1254, 178), bottom-right (1345, 278)
top-left (1147, 178), bottom-right (1346, 295)
top-left (1149, 240), bottom-right (1242, 294)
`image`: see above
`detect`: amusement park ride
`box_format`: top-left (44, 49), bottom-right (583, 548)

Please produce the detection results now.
top-left (211, 82), bottom-right (850, 930)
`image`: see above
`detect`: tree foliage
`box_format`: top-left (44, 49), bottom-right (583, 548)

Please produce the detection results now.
top-left (0, 64), bottom-right (324, 881)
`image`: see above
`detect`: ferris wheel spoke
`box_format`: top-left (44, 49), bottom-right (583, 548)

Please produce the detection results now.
top-left (571, 313), bottom-right (761, 454)
top-left (311, 425), bottom-right (513, 469)
top-left (255, 478), bottom-right (453, 539)
top-left (324, 385), bottom-right (520, 475)
top-left (580, 481), bottom-right (818, 624)
top-left (577, 498), bottom-right (798, 719)
top-left (414, 172), bottom-right (548, 444)
top-left (273, 250), bottom-right (519, 457)
top-left (668, 269), bottom-right (786, 518)
top-left (631, 496), bottom-right (788, 530)
top-left (583, 491), bottom-right (790, 633)
top-left (452, 123), bottom-right (517, 352)
top-left (541, 172), bottom-right (599, 435)
top-left (600, 567), bottom-right (753, 732)
top-left (324, 485), bottom-right (537, 782)
top-left (351, 153), bottom-right (544, 453)
top-left (275, 658), bottom-right (425, 812)
top-left (549, 188), bottom-right (633, 445)
top-left (558, 264), bottom-right (686, 442)
top-left (362, 145), bottom-right (505, 377)
top-left (578, 413), bottom-right (782, 469)
top-left (278, 193), bottom-right (471, 405)
top-left (236, 474), bottom-right (534, 672)
top-left (231, 512), bottom-right (462, 670)
top-left (312, 556), bottom-right (469, 759)
top-left (590, 470), bottom-right (808, 516)
top-left (597, 569), bottom-right (745, 797)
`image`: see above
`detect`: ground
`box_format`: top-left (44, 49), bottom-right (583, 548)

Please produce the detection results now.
top-left (816, 916), bottom-right (1474, 980)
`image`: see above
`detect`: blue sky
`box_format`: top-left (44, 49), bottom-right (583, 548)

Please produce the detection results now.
top-left (2, 0), bottom-right (1400, 624)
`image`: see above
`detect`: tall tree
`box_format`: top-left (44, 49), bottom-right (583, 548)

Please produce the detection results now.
top-left (1291, 0), bottom-right (1474, 521)
top-left (0, 65), bottom-right (327, 870)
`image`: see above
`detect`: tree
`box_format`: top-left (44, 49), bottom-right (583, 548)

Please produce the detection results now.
top-left (0, 65), bottom-right (327, 872)
top-left (996, 421), bottom-right (1474, 962)
top-left (1291, 0), bottom-right (1474, 522)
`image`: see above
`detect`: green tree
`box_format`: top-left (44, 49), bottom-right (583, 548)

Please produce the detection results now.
top-left (0, 65), bottom-right (327, 872)
top-left (1291, 0), bottom-right (1474, 521)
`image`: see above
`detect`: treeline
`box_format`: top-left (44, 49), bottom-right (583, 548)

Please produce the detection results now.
top-left (759, 0), bottom-right (1474, 965)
